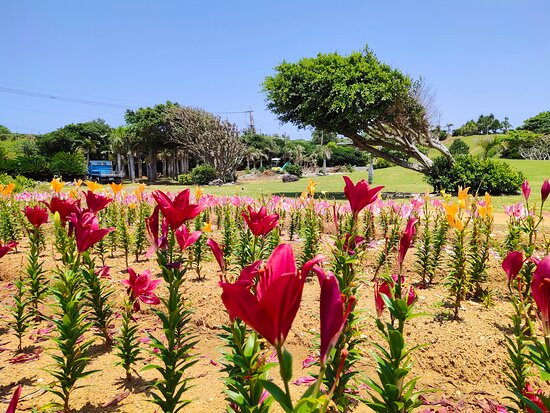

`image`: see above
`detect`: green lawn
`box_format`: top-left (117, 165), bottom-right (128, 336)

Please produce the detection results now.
top-left (120, 159), bottom-right (548, 209)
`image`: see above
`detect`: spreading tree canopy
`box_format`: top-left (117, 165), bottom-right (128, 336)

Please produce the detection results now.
top-left (263, 46), bottom-right (453, 173)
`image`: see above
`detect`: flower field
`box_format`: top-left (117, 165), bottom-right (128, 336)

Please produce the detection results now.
top-left (0, 177), bottom-right (549, 413)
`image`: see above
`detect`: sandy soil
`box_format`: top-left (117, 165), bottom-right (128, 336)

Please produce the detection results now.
top-left (0, 225), bottom-right (548, 412)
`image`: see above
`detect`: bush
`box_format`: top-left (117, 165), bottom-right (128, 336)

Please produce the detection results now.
top-left (178, 165), bottom-right (218, 185)
top-left (283, 163), bottom-right (302, 177)
top-left (426, 155), bottom-right (525, 195)
top-left (501, 130), bottom-right (540, 159)
top-left (190, 164), bottom-right (218, 185)
top-left (0, 173), bottom-right (36, 192)
top-left (374, 157), bottom-right (394, 169)
top-left (449, 139), bottom-right (470, 155)
top-left (14, 155), bottom-right (50, 180)
top-left (177, 173), bottom-right (193, 185)
top-left (325, 143), bottom-right (369, 167)
top-left (50, 151), bottom-right (87, 180)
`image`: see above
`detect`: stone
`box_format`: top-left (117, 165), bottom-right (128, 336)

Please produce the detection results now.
top-left (282, 174), bottom-right (300, 182)
top-left (208, 179), bottom-right (224, 186)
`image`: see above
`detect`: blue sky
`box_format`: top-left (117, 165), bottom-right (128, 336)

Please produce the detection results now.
top-left (1, 0), bottom-right (549, 138)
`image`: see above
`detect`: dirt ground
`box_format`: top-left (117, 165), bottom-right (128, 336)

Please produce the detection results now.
top-left (0, 220), bottom-right (548, 412)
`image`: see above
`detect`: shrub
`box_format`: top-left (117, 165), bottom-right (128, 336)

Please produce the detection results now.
top-left (190, 164), bottom-right (218, 185)
top-left (14, 155), bottom-right (50, 180)
top-left (50, 151), bottom-right (87, 180)
top-left (449, 138), bottom-right (470, 155)
top-left (501, 130), bottom-right (540, 159)
top-left (426, 155), bottom-right (525, 195)
top-left (178, 165), bottom-right (218, 185)
top-left (0, 173), bottom-right (36, 192)
top-left (374, 157), bottom-right (394, 169)
top-left (283, 163), bottom-right (302, 177)
top-left (325, 143), bottom-right (369, 166)
top-left (177, 173), bottom-right (193, 185)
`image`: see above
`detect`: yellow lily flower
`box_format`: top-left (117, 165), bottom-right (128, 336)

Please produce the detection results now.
top-left (307, 178), bottom-right (316, 197)
top-left (109, 182), bottom-right (123, 195)
top-left (50, 178), bottom-right (65, 193)
top-left (195, 186), bottom-right (203, 201)
top-left (74, 179), bottom-right (83, 188)
top-left (1, 183), bottom-right (15, 196)
top-left (85, 180), bottom-right (102, 193)
top-left (444, 202), bottom-right (463, 230)
top-left (457, 186), bottom-right (471, 209)
top-left (202, 221), bottom-right (213, 233)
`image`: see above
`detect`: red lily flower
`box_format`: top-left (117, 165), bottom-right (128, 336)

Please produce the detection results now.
top-left (152, 189), bottom-right (206, 230)
top-left (502, 251), bottom-right (524, 283)
top-left (398, 217), bottom-right (419, 271)
top-left (343, 234), bottom-right (365, 255)
top-left (43, 197), bottom-right (80, 225)
top-left (175, 225), bottom-right (202, 251)
top-left (84, 190), bottom-right (112, 213)
top-left (0, 241), bottom-right (18, 259)
top-left (374, 274), bottom-right (415, 316)
top-left (343, 176), bottom-right (384, 215)
top-left (523, 383), bottom-right (549, 413)
top-left (219, 244), bottom-right (323, 347)
top-left (96, 265), bottom-right (111, 279)
top-left (241, 205), bottom-right (279, 237)
top-left (6, 385), bottom-right (22, 413)
top-left (68, 209), bottom-right (114, 253)
top-left (531, 254), bottom-right (550, 336)
top-left (23, 205), bottom-right (49, 229)
top-left (522, 180), bottom-right (531, 202)
top-left (314, 266), bottom-right (354, 364)
top-left (207, 238), bottom-right (225, 272)
top-left (542, 179), bottom-right (550, 204)
top-left (122, 268), bottom-right (162, 311)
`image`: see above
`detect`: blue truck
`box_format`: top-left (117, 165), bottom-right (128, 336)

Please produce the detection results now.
top-left (88, 160), bottom-right (124, 183)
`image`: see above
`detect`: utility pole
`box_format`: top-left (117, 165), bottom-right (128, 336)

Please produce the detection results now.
top-left (246, 108), bottom-right (255, 133)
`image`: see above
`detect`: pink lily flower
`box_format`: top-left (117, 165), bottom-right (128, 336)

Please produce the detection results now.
top-left (122, 268), bottom-right (161, 312)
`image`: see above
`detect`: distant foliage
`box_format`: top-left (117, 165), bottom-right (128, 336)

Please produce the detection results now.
top-left (0, 173), bottom-right (35, 192)
top-left (14, 155), bottom-right (50, 180)
top-left (518, 110), bottom-right (550, 134)
top-left (448, 138), bottom-right (470, 155)
top-left (500, 130), bottom-right (541, 159)
top-left (50, 151), bottom-right (87, 180)
top-left (426, 155), bottom-right (525, 195)
top-left (178, 164), bottom-right (217, 185)
top-left (283, 163), bottom-right (302, 177)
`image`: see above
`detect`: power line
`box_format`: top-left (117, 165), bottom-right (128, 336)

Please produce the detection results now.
top-left (0, 86), bottom-right (139, 110)
top-left (0, 81), bottom-right (151, 106)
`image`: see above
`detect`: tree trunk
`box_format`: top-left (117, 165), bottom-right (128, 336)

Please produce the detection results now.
top-left (368, 162), bottom-right (374, 184)
top-left (137, 154), bottom-right (143, 179)
top-left (147, 148), bottom-right (156, 183)
top-left (246, 158), bottom-right (250, 170)
top-left (162, 157), bottom-right (167, 177)
top-left (116, 153), bottom-right (122, 175)
top-left (322, 157), bottom-right (327, 175)
top-left (182, 153), bottom-right (189, 173)
top-left (128, 153), bottom-right (135, 183)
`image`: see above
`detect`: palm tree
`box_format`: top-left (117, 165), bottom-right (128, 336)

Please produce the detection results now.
top-left (317, 145), bottom-right (333, 174)
top-left (73, 137), bottom-right (100, 163)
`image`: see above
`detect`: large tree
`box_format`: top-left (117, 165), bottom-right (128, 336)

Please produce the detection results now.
top-left (519, 111), bottom-right (550, 134)
top-left (263, 47), bottom-right (453, 174)
top-left (38, 119), bottom-right (112, 158)
top-left (125, 102), bottom-right (177, 182)
top-left (167, 106), bottom-right (245, 182)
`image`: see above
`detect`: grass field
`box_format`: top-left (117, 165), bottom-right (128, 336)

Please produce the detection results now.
top-left (117, 158), bottom-right (548, 209)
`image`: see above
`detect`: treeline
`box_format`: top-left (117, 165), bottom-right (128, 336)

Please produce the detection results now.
top-left (452, 114), bottom-right (512, 136)
top-left (0, 102), bottom-right (371, 183)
